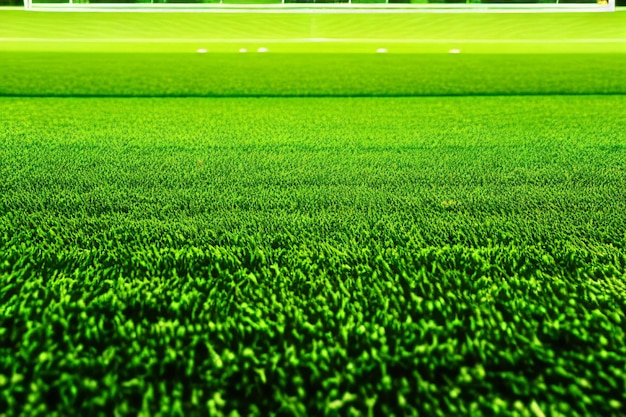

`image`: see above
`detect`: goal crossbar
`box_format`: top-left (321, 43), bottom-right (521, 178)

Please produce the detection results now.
top-left (23, 0), bottom-right (616, 12)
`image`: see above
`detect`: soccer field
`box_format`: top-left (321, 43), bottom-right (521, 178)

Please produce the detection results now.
top-left (1, 9), bottom-right (626, 417)
top-left (1, 9), bottom-right (626, 53)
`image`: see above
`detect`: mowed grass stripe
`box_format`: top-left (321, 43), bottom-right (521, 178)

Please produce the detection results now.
top-left (1, 10), bottom-right (625, 43)
top-left (2, 40), bottom-right (624, 53)
top-left (1, 53), bottom-right (625, 96)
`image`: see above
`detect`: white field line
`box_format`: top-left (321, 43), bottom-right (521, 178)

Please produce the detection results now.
top-left (2, 37), bottom-right (625, 43)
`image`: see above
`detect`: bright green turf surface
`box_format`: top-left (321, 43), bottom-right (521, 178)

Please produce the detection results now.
top-left (2, 53), bottom-right (626, 96)
top-left (1, 8), bottom-right (626, 417)
top-left (1, 10), bottom-right (625, 53)
top-left (1, 11), bottom-right (624, 97)
top-left (1, 96), bottom-right (626, 416)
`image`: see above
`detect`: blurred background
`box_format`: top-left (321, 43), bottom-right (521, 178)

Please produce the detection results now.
top-left (3, 0), bottom-right (624, 6)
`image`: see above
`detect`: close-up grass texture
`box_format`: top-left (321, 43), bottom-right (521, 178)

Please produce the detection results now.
top-left (1, 8), bottom-right (625, 417)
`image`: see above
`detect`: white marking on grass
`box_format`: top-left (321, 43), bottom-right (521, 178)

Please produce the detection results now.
top-left (376, 48), bottom-right (388, 53)
top-left (449, 48), bottom-right (461, 53)
top-left (257, 47), bottom-right (268, 53)
top-left (239, 48), bottom-right (248, 53)
top-left (196, 48), bottom-right (207, 53)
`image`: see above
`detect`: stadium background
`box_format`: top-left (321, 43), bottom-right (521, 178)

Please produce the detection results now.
top-left (3, 0), bottom-right (625, 5)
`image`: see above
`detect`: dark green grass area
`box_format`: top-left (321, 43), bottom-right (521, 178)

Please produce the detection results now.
top-left (1, 96), bottom-right (625, 416)
top-left (1, 53), bottom-right (625, 96)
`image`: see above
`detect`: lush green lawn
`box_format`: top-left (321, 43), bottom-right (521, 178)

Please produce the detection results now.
top-left (1, 53), bottom-right (625, 96)
top-left (1, 8), bottom-right (625, 417)
top-left (1, 10), bottom-right (624, 96)
top-left (1, 96), bottom-right (626, 416)
top-left (1, 10), bottom-right (625, 53)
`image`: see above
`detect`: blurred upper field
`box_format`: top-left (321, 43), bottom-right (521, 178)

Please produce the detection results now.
top-left (0, 10), bottom-right (625, 53)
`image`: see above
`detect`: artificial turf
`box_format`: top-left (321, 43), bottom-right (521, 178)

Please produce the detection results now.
top-left (1, 8), bottom-right (626, 417)
top-left (1, 53), bottom-right (625, 96)
top-left (2, 95), bottom-right (626, 416)
top-left (1, 10), bottom-right (625, 54)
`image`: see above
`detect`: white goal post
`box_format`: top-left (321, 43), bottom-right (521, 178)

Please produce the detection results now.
top-left (22, 0), bottom-right (615, 11)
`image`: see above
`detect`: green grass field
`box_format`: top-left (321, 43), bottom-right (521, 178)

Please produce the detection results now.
top-left (1, 9), bottom-right (626, 417)
top-left (1, 10), bottom-right (626, 53)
